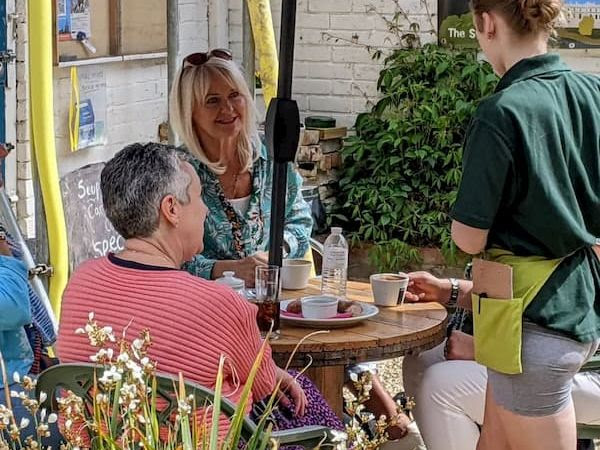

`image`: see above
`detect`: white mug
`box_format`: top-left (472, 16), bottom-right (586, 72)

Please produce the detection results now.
top-left (370, 273), bottom-right (409, 307)
top-left (281, 259), bottom-right (312, 290)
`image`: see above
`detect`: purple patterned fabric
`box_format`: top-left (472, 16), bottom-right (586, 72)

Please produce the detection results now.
top-left (271, 370), bottom-right (344, 431)
top-left (246, 370), bottom-right (343, 449)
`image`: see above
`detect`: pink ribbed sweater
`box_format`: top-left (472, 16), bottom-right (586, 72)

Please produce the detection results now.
top-left (57, 255), bottom-right (277, 438)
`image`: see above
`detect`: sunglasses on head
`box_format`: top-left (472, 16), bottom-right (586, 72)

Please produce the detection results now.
top-left (183, 49), bottom-right (233, 68)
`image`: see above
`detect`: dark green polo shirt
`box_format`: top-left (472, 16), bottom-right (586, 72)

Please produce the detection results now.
top-left (451, 53), bottom-right (600, 342)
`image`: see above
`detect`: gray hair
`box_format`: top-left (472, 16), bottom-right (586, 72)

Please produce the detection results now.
top-left (169, 56), bottom-right (259, 175)
top-left (101, 142), bottom-right (192, 239)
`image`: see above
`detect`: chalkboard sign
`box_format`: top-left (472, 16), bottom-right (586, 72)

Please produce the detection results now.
top-left (60, 162), bottom-right (124, 271)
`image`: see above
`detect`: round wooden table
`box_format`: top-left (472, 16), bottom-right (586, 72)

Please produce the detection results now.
top-left (271, 279), bottom-right (448, 418)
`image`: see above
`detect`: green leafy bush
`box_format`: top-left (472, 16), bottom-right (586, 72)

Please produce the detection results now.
top-left (336, 44), bottom-right (497, 270)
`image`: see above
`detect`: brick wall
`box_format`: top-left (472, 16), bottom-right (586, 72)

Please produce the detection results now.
top-left (228, 0), bottom-right (437, 127)
top-left (228, 0), bottom-right (600, 128)
top-left (52, 0), bottom-right (209, 178)
top-left (15, 0), bottom-right (34, 236)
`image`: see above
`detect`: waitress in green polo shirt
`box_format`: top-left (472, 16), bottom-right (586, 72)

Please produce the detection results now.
top-left (450, 0), bottom-right (600, 449)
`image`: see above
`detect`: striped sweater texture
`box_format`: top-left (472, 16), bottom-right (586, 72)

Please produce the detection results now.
top-left (57, 256), bottom-right (277, 438)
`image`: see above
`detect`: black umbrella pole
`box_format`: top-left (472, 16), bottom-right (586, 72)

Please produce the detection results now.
top-left (267, 0), bottom-right (300, 267)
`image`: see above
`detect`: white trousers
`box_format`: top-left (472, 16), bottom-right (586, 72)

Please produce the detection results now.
top-left (402, 341), bottom-right (600, 450)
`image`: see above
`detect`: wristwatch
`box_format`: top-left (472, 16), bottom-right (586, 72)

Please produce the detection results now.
top-left (447, 277), bottom-right (459, 308)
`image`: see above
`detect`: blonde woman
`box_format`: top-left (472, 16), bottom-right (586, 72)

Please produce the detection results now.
top-left (170, 50), bottom-right (312, 286)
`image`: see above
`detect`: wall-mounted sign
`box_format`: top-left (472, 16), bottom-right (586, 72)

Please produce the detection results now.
top-left (438, 0), bottom-right (478, 48)
top-left (438, 0), bottom-right (600, 49)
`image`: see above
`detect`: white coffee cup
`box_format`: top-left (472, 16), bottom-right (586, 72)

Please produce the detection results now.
top-left (370, 272), bottom-right (409, 307)
top-left (281, 259), bottom-right (312, 290)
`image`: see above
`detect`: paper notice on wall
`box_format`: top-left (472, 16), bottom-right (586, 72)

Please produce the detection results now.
top-left (57, 0), bottom-right (72, 41)
top-left (77, 67), bottom-right (106, 150)
top-left (70, 0), bottom-right (92, 41)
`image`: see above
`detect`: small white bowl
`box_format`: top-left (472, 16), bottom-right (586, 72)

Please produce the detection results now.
top-left (301, 295), bottom-right (339, 319)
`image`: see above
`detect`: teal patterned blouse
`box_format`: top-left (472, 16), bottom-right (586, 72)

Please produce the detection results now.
top-left (184, 143), bottom-right (313, 279)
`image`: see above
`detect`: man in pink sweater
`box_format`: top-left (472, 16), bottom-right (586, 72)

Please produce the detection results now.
top-left (56, 143), bottom-right (342, 439)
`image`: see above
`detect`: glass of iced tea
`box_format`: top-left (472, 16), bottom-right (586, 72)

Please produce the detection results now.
top-left (254, 265), bottom-right (281, 339)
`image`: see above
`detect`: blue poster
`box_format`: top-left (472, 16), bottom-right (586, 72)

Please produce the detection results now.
top-left (57, 0), bottom-right (72, 41)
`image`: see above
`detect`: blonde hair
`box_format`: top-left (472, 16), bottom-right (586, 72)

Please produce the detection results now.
top-left (169, 57), bottom-right (259, 175)
top-left (471, 0), bottom-right (563, 35)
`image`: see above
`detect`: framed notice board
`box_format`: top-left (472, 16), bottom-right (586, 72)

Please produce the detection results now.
top-left (54, 0), bottom-right (166, 64)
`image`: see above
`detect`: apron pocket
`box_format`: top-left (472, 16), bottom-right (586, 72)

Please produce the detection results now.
top-left (472, 293), bottom-right (524, 375)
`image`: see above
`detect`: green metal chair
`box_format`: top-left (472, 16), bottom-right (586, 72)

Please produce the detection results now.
top-left (37, 363), bottom-right (333, 448)
top-left (576, 354), bottom-right (600, 440)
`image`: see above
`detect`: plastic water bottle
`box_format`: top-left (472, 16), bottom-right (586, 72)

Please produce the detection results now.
top-left (321, 227), bottom-right (348, 298)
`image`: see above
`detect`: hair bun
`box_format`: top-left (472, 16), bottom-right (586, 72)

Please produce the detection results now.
top-left (520, 0), bottom-right (563, 32)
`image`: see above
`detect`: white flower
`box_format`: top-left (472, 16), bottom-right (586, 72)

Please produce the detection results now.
top-left (40, 408), bottom-right (46, 422)
top-left (117, 353), bottom-right (129, 364)
top-left (88, 312), bottom-right (94, 321)
top-left (19, 417), bottom-right (30, 429)
top-left (330, 430), bottom-right (347, 443)
top-left (102, 326), bottom-right (113, 334)
top-left (99, 366), bottom-right (122, 385)
top-left (47, 413), bottom-right (58, 424)
top-left (75, 327), bottom-right (86, 335)
top-left (39, 392), bottom-right (47, 404)
top-left (132, 339), bottom-right (144, 350)
top-left (10, 390), bottom-right (19, 398)
top-left (349, 372), bottom-right (358, 382)
top-left (137, 414), bottom-right (146, 424)
top-left (65, 419), bottom-right (73, 430)
top-left (12, 372), bottom-right (20, 383)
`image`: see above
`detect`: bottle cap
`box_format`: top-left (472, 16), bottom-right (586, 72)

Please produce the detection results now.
top-left (331, 227), bottom-right (342, 234)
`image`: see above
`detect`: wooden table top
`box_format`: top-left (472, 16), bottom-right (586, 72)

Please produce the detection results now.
top-left (271, 279), bottom-right (448, 368)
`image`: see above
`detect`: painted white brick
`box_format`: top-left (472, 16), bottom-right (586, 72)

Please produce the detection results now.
top-left (17, 162), bottom-right (32, 180)
top-left (16, 196), bottom-right (34, 217)
top-left (353, 80), bottom-right (380, 98)
top-left (308, 0), bottom-right (352, 13)
top-left (16, 119), bottom-right (29, 141)
top-left (351, 0), bottom-right (398, 13)
top-left (332, 80), bottom-right (354, 95)
top-left (293, 78), bottom-right (331, 95)
top-left (16, 143), bottom-right (30, 163)
top-left (229, 5), bottom-right (242, 25)
top-left (297, 62), bottom-right (354, 80)
top-left (293, 63), bottom-right (310, 78)
top-left (297, 29), bottom-right (329, 46)
top-left (16, 81), bottom-right (27, 99)
top-left (16, 101), bottom-right (28, 121)
top-left (16, 63), bottom-right (27, 83)
top-left (353, 96), bottom-right (376, 113)
top-left (330, 13), bottom-right (381, 31)
top-left (353, 63), bottom-right (382, 81)
top-left (17, 179), bottom-right (33, 198)
top-left (296, 12), bottom-right (330, 29)
top-left (332, 46), bottom-right (374, 64)
top-left (309, 95), bottom-right (352, 113)
top-left (295, 44), bottom-right (331, 62)
top-left (179, 4), bottom-right (204, 22)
